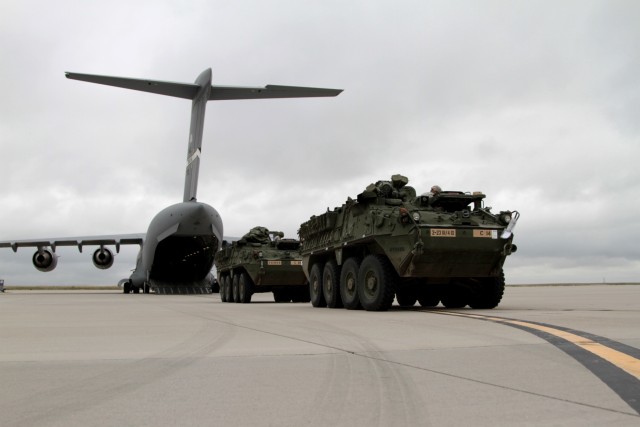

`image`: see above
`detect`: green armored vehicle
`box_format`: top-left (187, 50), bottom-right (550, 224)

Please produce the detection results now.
top-left (298, 175), bottom-right (519, 311)
top-left (215, 226), bottom-right (310, 303)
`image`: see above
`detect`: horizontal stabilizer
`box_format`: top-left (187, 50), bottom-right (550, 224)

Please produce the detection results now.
top-left (208, 85), bottom-right (342, 100)
top-left (65, 71), bottom-right (342, 101)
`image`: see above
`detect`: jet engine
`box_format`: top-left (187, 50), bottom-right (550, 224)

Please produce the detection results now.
top-left (32, 249), bottom-right (58, 272)
top-left (92, 247), bottom-right (114, 269)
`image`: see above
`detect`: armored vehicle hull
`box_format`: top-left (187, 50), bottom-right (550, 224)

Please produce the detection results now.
top-left (298, 175), bottom-right (519, 311)
top-left (215, 227), bottom-right (309, 303)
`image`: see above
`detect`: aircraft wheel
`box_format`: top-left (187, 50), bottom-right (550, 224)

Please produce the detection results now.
top-left (309, 263), bottom-right (326, 307)
top-left (123, 282), bottom-right (131, 294)
top-left (133, 286), bottom-right (140, 294)
top-left (323, 259), bottom-right (343, 308)
top-left (143, 284), bottom-right (150, 294)
top-left (357, 255), bottom-right (396, 311)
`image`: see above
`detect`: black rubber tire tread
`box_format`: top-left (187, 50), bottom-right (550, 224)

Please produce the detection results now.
top-left (440, 288), bottom-right (467, 308)
top-left (468, 270), bottom-right (505, 309)
top-left (273, 289), bottom-right (291, 303)
top-left (395, 288), bottom-right (417, 307)
top-left (123, 283), bottom-right (131, 294)
top-left (239, 272), bottom-right (253, 304)
top-left (357, 254), bottom-right (397, 311)
top-left (309, 263), bottom-right (327, 307)
top-left (232, 275), bottom-right (240, 303)
top-left (323, 259), bottom-right (343, 308)
top-left (220, 275), bottom-right (228, 302)
top-left (339, 257), bottom-right (361, 310)
top-left (224, 276), bottom-right (233, 302)
top-left (417, 293), bottom-right (439, 307)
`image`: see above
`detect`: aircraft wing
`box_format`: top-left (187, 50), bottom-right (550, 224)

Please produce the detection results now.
top-left (0, 234), bottom-right (145, 253)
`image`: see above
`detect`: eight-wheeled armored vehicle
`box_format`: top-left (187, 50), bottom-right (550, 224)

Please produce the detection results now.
top-left (215, 227), bottom-right (309, 303)
top-left (298, 175), bottom-right (519, 311)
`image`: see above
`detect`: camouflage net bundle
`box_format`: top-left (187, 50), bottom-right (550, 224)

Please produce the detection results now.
top-left (242, 226), bottom-right (271, 245)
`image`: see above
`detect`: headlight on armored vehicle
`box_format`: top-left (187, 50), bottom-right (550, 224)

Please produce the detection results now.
top-left (499, 212), bottom-right (512, 225)
top-left (412, 212), bottom-right (421, 222)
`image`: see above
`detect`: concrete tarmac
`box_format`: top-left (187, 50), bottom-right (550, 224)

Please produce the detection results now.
top-left (0, 285), bottom-right (639, 426)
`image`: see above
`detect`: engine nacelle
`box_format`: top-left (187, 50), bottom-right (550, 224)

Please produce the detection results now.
top-left (92, 247), bottom-right (114, 269)
top-left (32, 249), bottom-right (58, 272)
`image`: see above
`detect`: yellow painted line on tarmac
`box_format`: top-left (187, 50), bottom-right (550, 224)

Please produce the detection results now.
top-left (441, 311), bottom-right (640, 380)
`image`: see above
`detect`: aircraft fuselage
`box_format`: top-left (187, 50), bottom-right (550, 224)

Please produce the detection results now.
top-left (128, 201), bottom-right (222, 293)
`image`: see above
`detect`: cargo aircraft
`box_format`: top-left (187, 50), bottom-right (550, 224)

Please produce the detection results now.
top-left (0, 69), bottom-right (341, 294)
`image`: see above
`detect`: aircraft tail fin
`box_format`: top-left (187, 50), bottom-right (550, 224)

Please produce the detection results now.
top-left (65, 69), bottom-right (342, 202)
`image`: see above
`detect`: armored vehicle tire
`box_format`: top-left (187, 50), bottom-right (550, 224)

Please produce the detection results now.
top-left (238, 272), bottom-right (253, 304)
top-left (323, 260), bottom-right (343, 309)
top-left (232, 275), bottom-right (241, 303)
top-left (417, 293), bottom-right (439, 307)
top-left (468, 272), bottom-right (505, 309)
top-left (339, 257), bottom-right (361, 310)
top-left (396, 288), bottom-right (417, 307)
top-left (309, 263), bottom-right (327, 307)
top-left (292, 286), bottom-right (311, 303)
top-left (440, 288), bottom-right (467, 308)
top-left (357, 255), bottom-right (396, 312)
top-left (224, 276), bottom-right (233, 302)
top-left (220, 276), bottom-right (227, 302)
top-left (273, 290), bottom-right (291, 303)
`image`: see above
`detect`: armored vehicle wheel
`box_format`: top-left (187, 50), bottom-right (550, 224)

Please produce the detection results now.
top-left (323, 260), bottom-right (343, 308)
top-left (441, 288), bottom-right (467, 308)
top-left (395, 289), bottom-right (417, 307)
top-left (309, 263), bottom-right (327, 307)
top-left (238, 272), bottom-right (253, 303)
top-left (468, 271), bottom-right (505, 309)
top-left (339, 257), bottom-right (361, 310)
top-left (232, 275), bottom-right (240, 303)
top-left (219, 276), bottom-right (227, 302)
top-left (273, 289), bottom-right (291, 302)
top-left (357, 255), bottom-right (396, 311)
top-left (291, 286), bottom-right (311, 303)
top-left (224, 276), bottom-right (233, 302)
top-left (417, 292), bottom-right (439, 307)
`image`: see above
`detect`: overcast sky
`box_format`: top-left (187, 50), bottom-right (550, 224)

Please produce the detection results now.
top-left (1, 0), bottom-right (639, 286)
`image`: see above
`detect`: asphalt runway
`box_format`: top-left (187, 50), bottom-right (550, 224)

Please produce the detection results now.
top-left (0, 285), bottom-right (639, 427)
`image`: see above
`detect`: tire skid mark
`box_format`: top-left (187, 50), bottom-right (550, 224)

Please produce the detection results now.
top-left (4, 298), bottom-right (237, 427)
top-left (188, 307), bottom-right (430, 426)
top-left (435, 311), bottom-right (640, 415)
top-left (201, 311), bottom-right (639, 419)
